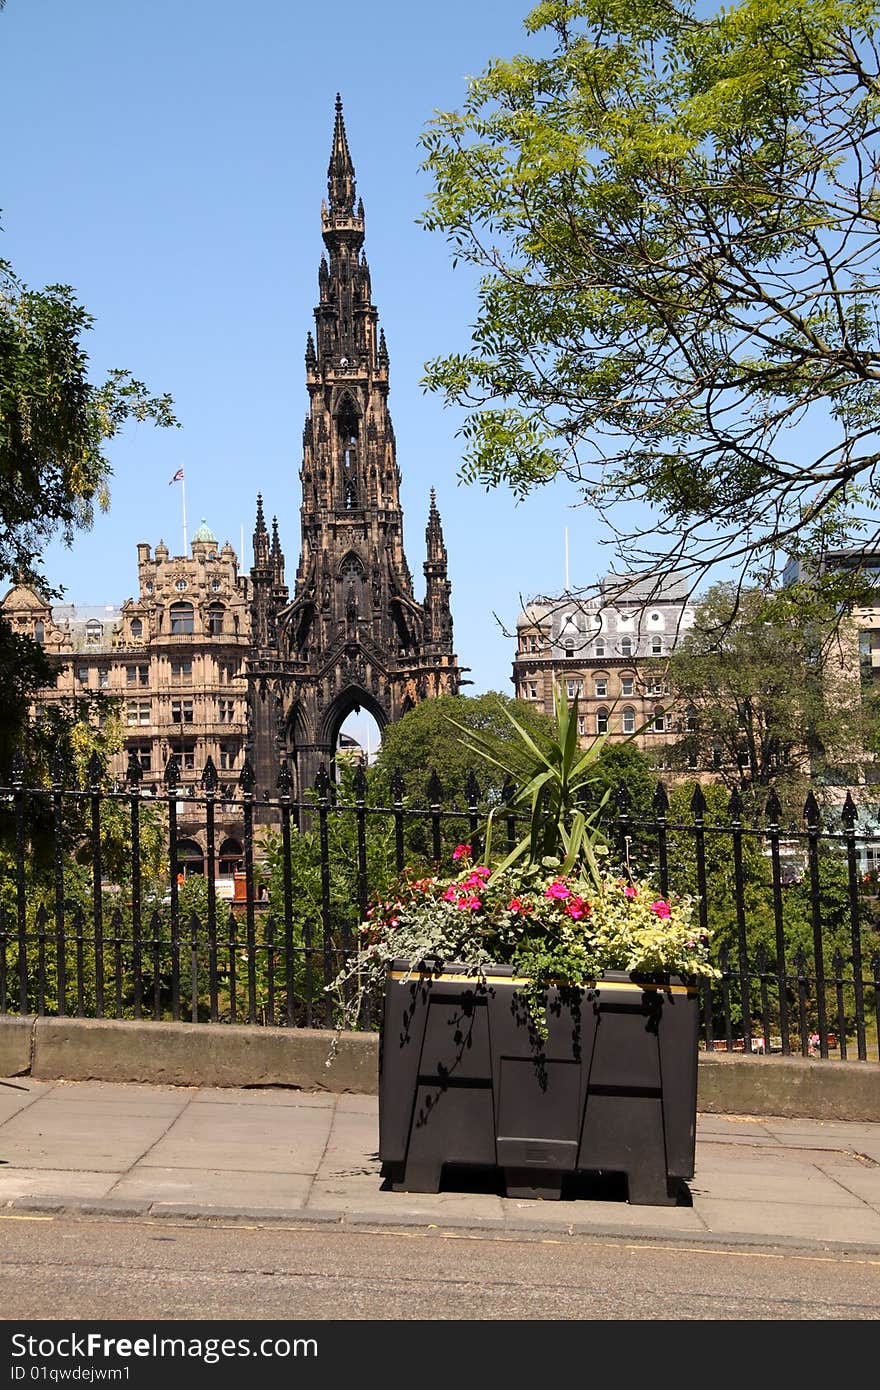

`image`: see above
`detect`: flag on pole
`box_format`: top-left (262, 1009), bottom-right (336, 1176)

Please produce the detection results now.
top-left (169, 468), bottom-right (184, 485)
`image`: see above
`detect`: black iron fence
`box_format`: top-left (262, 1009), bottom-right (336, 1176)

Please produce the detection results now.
top-left (1, 750), bottom-right (879, 1060)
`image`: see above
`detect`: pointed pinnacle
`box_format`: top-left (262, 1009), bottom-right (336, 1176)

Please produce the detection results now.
top-left (328, 94), bottom-right (356, 213)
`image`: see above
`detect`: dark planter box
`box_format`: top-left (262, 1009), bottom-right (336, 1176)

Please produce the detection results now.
top-left (379, 959), bottom-right (699, 1206)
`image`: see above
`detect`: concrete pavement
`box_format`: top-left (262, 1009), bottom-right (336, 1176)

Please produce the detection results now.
top-left (1, 1076), bottom-right (880, 1253)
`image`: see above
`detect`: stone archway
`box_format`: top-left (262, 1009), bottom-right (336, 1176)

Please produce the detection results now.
top-left (319, 686), bottom-right (387, 786)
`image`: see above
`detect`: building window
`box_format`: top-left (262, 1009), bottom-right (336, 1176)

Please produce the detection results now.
top-left (594, 678), bottom-right (607, 697)
top-left (171, 743), bottom-right (196, 772)
top-left (85, 620), bottom-right (102, 646)
top-left (207, 604), bottom-right (225, 637)
top-left (566, 678), bottom-right (583, 700)
top-left (218, 698), bottom-right (235, 723)
top-left (171, 659), bottom-right (193, 683)
top-left (170, 602), bottom-right (194, 635)
top-left (132, 743), bottom-right (152, 772)
top-left (522, 682), bottom-right (538, 701)
top-left (77, 667), bottom-right (90, 687)
top-left (686, 706), bottom-right (698, 733)
top-left (577, 716), bottom-right (586, 737)
top-left (651, 637), bottom-right (663, 655)
top-left (620, 637), bottom-right (633, 657)
top-left (175, 838), bottom-right (203, 875)
top-left (647, 678), bottom-right (664, 696)
top-left (622, 706), bottom-right (636, 734)
top-left (596, 708), bottom-right (609, 735)
top-left (621, 677), bottom-right (634, 696)
top-left (34, 620), bottom-right (45, 644)
top-left (594, 639), bottom-right (606, 658)
top-left (171, 699), bottom-right (194, 724)
top-left (98, 668), bottom-right (109, 689)
top-left (175, 579), bottom-right (188, 592)
top-left (219, 741), bottom-right (238, 770)
top-left (218, 838), bottom-right (243, 874)
top-left (144, 582), bottom-right (153, 595)
top-left (126, 700), bottom-right (151, 727)
top-left (653, 707), bottom-right (666, 733)
top-left (130, 618), bottom-right (143, 641)
top-left (126, 664), bottom-right (148, 687)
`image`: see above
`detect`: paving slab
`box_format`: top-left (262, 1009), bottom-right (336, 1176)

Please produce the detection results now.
top-left (110, 1166), bottom-right (313, 1207)
top-left (1, 1076), bottom-right (880, 1252)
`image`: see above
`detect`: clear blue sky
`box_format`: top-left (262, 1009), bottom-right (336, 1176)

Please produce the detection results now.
top-left (2, 0), bottom-right (636, 717)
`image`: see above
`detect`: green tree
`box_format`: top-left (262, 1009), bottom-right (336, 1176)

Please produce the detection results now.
top-left (1, 243), bottom-right (176, 760)
top-left (665, 582), bottom-right (871, 799)
top-left (420, 0), bottom-right (880, 595)
top-left (370, 691), bottom-right (556, 804)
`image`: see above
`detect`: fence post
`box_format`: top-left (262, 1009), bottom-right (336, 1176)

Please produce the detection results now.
top-left (202, 756), bottom-right (219, 1023)
top-left (804, 791), bottom-right (828, 1059)
top-left (728, 788), bottom-right (751, 1054)
top-left (315, 763), bottom-right (334, 1025)
top-left (126, 752), bottom-right (143, 1021)
top-left (277, 759), bottom-right (296, 1027)
top-left (52, 752), bottom-right (67, 1018)
top-left (841, 791), bottom-right (867, 1061)
top-left (765, 789), bottom-right (790, 1056)
top-left (87, 750), bottom-right (105, 1020)
top-left (164, 754), bottom-right (181, 1022)
top-left (240, 756), bottom-right (257, 1025)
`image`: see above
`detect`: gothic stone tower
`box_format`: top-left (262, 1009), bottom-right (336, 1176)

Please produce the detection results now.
top-left (248, 98), bottom-right (461, 796)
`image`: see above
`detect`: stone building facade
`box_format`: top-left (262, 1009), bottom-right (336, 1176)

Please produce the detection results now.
top-left (1, 522), bottom-right (250, 875)
top-left (247, 99), bottom-right (461, 797)
top-left (512, 573), bottom-right (695, 759)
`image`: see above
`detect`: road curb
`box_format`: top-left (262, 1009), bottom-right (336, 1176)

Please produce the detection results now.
top-left (6, 1194), bottom-right (880, 1258)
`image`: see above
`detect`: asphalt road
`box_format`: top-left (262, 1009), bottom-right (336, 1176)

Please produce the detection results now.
top-left (0, 1214), bottom-right (878, 1324)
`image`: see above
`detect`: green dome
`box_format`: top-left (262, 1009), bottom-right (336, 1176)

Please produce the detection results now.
top-left (192, 518), bottom-right (217, 544)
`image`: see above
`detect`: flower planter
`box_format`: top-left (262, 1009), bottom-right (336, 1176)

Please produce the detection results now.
top-left (379, 959), bottom-right (699, 1206)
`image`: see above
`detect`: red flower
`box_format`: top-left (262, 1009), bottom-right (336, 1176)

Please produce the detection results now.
top-left (452, 844), bottom-right (472, 861)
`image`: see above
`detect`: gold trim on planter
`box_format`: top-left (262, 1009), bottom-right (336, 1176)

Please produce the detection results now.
top-left (387, 970), bottom-right (697, 995)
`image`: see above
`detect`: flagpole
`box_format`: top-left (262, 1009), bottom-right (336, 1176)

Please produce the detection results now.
top-left (181, 470), bottom-right (188, 555)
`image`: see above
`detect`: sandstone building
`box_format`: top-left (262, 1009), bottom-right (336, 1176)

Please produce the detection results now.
top-left (512, 572), bottom-right (695, 759)
top-left (1, 523), bottom-right (250, 876)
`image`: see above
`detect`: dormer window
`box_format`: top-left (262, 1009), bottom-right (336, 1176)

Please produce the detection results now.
top-left (85, 620), bottom-right (102, 646)
top-left (130, 618), bottom-right (143, 641)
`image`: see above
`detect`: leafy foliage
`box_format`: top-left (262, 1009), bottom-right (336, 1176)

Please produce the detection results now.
top-left (420, 0), bottom-right (880, 592)
top-left (665, 582), bottom-right (872, 796)
top-left (370, 690), bottom-right (555, 804)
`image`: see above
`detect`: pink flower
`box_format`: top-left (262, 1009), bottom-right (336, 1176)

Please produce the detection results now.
top-left (508, 898), bottom-right (533, 915)
top-left (545, 880), bottom-right (571, 900)
top-left (650, 900), bottom-right (671, 918)
top-left (452, 844), bottom-right (472, 861)
top-left (464, 871), bottom-right (487, 888)
top-left (565, 895), bottom-right (589, 920)
top-left (442, 886), bottom-right (457, 902)
top-left (455, 894), bottom-right (482, 911)
top-left (471, 866), bottom-right (491, 879)
top-left (624, 885), bottom-right (638, 899)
